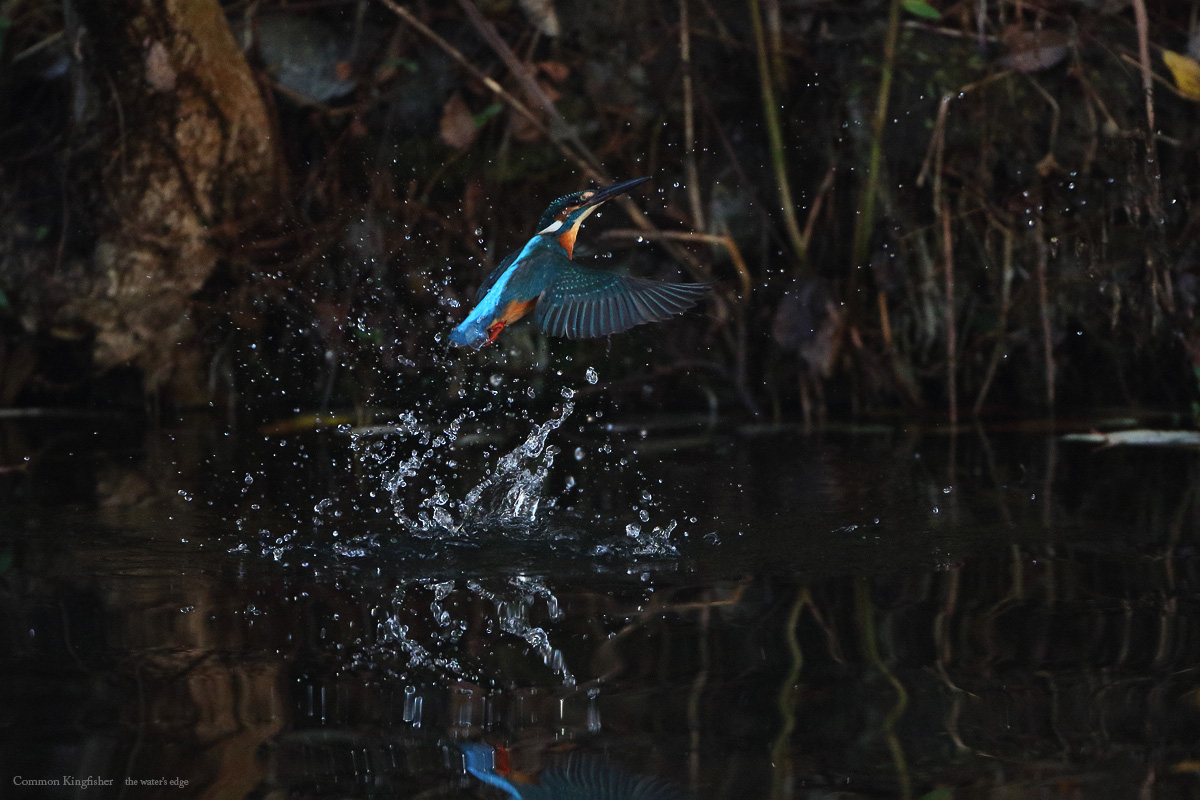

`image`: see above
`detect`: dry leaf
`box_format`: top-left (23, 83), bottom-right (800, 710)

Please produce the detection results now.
top-left (1163, 49), bottom-right (1200, 102)
top-left (439, 92), bottom-right (478, 149)
top-left (537, 60), bottom-right (570, 83)
top-left (998, 28), bottom-right (1069, 73)
top-left (144, 40), bottom-right (177, 92)
top-left (1036, 152), bottom-right (1060, 177)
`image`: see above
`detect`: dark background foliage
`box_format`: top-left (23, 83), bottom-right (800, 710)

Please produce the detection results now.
top-left (1, 0), bottom-right (1198, 423)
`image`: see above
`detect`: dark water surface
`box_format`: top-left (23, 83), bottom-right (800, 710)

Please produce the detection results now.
top-left (3, 412), bottom-right (1200, 799)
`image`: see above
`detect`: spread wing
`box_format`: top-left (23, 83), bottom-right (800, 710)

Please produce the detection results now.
top-left (534, 260), bottom-right (711, 340)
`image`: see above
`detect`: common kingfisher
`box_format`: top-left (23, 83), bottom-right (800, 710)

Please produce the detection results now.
top-left (459, 741), bottom-right (690, 800)
top-left (449, 177), bottom-right (711, 349)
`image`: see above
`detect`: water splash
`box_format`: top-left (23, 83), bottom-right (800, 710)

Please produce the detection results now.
top-left (460, 391), bottom-right (574, 527)
top-left (351, 410), bottom-right (468, 531)
top-left (351, 389), bottom-right (575, 535)
top-left (370, 577), bottom-right (574, 684)
top-left (604, 519), bottom-right (678, 558)
top-left (468, 576), bottom-right (573, 685)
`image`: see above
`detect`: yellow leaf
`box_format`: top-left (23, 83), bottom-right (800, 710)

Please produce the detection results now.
top-left (1163, 49), bottom-right (1200, 102)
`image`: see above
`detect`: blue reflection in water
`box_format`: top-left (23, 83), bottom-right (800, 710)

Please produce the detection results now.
top-left (460, 741), bottom-right (690, 800)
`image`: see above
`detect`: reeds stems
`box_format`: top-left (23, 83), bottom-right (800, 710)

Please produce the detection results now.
top-left (748, 0), bottom-right (807, 267)
top-left (851, 0), bottom-right (903, 271)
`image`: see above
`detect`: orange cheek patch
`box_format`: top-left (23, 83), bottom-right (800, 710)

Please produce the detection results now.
top-left (557, 223), bottom-right (581, 259)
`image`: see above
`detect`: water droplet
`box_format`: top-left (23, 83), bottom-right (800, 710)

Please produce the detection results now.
top-left (585, 366), bottom-right (599, 384)
top-left (625, 523), bottom-right (641, 537)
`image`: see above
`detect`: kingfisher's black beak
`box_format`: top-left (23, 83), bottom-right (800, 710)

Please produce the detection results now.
top-left (585, 176), bottom-right (651, 208)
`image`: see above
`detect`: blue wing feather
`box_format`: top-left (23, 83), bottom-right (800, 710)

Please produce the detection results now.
top-left (477, 250), bottom-right (519, 299)
top-left (520, 756), bottom-right (692, 800)
top-left (534, 258), bottom-right (711, 340)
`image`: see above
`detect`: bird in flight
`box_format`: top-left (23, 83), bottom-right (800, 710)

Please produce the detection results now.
top-left (449, 177), bottom-right (711, 349)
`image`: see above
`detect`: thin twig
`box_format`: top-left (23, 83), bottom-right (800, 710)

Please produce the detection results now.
top-left (941, 200), bottom-right (957, 426)
top-left (379, 0), bottom-right (584, 175)
top-left (800, 161), bottom-right (837, 257)
top-left (855, 577), bottom-right (912, 800)
top-left (748, 0), bottom-right (807, 267)
top-left (929, 59), bottom-right (955, 422)
top-left (769, 587), bottom-right (808, 799)
top-left (1132, 0), bottom-right (1157, 148)
top-left (443, 1), bottom-right (714, 275)
top-left (916, 71), bottom-right (1011, 190)
top-left (851, 0), bottom-right (902, 271)
top-left (698, 86), bottom-right (788, 253)
top-left (382, 0), bottom-right (706, 279)
top-left (455, 0), bottom-right (604, 175)
top-left (973, 225), bottom-right (1014, 415)
top-left (764, 0), bottom-right (786, 90)
top-left (1023, 75), bottom-right (1060, 163)
top-left (1118, 51), bottom-right (1200, 103)
top-left (680, 0), bottom-right (706, 232)
top-left (1034, 216), bottom-right (1055, 408)
top-left (1130, 0), bottom-right (1171, 316)
top-left (602, 228), bottom-right (750, 297)
top-left (687, 604), bottom-right (710, 793)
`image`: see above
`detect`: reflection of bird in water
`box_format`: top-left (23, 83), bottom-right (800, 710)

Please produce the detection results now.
top-left (460, 742), bottom-right (690, 800)
top-left (450, 177), bottom-right (711, 349)
top-left (771, 277), bottom-right (845, 427)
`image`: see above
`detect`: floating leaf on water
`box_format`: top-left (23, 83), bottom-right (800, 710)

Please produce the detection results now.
top-left (901, 0), bottom-right (942, 20)
top-left (1163, 50), bottom-right (1200, 102)
top-left (1061, 429), bottom-right (1200, 448)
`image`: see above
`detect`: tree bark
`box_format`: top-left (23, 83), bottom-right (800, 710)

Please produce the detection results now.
top-left (70, 0), bottom-right (277, 400)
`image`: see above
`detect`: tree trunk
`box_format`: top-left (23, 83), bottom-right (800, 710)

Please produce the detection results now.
top-left (70, 0), bottom-right (277, 401)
